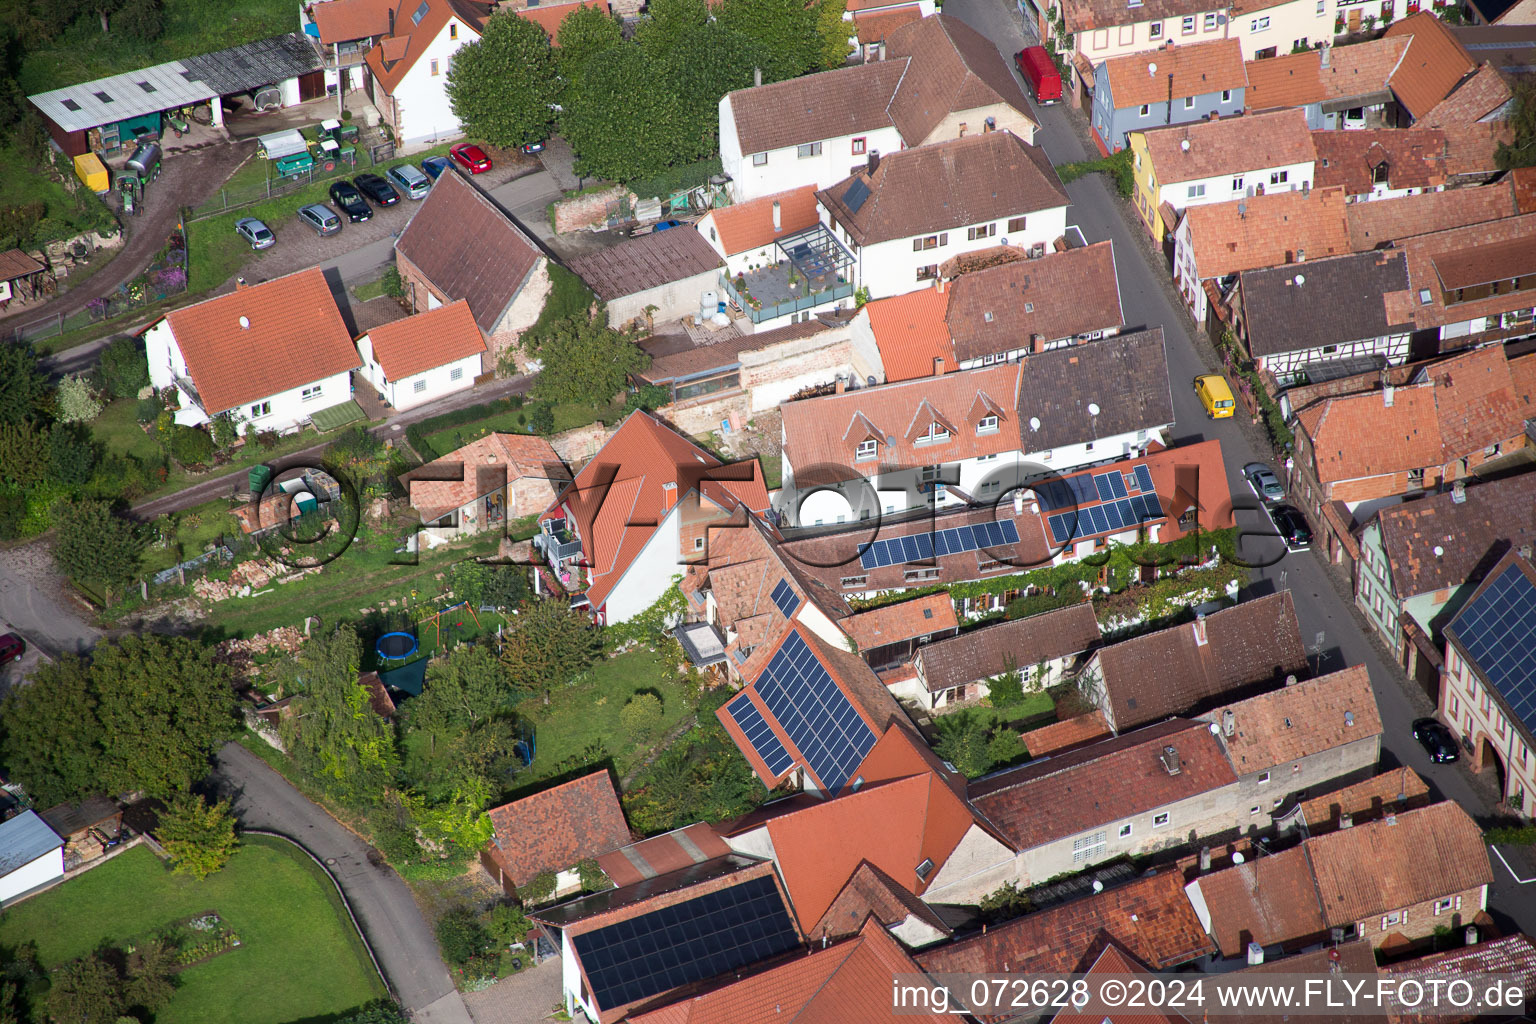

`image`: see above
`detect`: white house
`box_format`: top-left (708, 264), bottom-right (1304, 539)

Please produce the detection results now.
top-left (356, 298), bottom-right (486, 410)
top-left (361, 0), bottom-right (483, 145)
top-left (816, 131), bottom-right (1069, 300)
top-left (0, 811), bottom-right (64, 906)
top-left (144, 268), bottom-right (361, 435)
top-left (697, 185), bottom-right (822, 276)
top-left (718, 14), bottom-right (1037, 201)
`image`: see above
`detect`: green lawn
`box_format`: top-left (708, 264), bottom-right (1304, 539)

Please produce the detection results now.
top-left (141, 497), bottom-right (243, 574)
top-left (760, 452), bottom-right (782, 491)
top-left (510, 647), bottom-right (696, 789)
top-left (93, 398), bottom-right (163, 462)
top-left (968, 690), bottom-right (1058, 738)
top-left (0, 838), bottom-right (384, 1024)
top-left (0, 143), bottom-right (117, 250)
top-left (147, 428), bottom-right (331, 502)
top-left (420, 400), bottom-right (621, 459)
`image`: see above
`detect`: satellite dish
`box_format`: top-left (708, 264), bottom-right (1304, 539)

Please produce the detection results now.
top-left (1295, 274), bottom-right (1306, 286)
top-left (238, 315), bottom-right (250, 329)
top-left (1088, 403), bottom-right (1100, 416)
top-left (1148, 62), bottom-right (1158, 76)
top-left (1029, 416), bottom-right (1041, 431)
top-left (1434, 545), bottom-right (1444, 558)
top-left (1232, 851), bottom-right (1246, 865)
top-left (1180, 139), bottom-right (1190, 152)
top-left (1209, 722), bottom-right (1221, 735)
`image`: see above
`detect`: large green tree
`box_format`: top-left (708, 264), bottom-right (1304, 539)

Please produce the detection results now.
top-left (98, 335), bottom-right (151, 399)
top-left (498, 599), bottom-right (603, 695)
top-left (407, 644), bottom-right (519, 738)
top-left (157, 794), bottom-right (240, 880)
top-left (633, 0), bottom-right (710, 57)
top-left (812, 0), bottom-right (852, 69)
top-left (555, 2), bottom-right (623, 91)
top-left (0, 654), bottom-right (103, 807)
top-left (520, 311), bottom-right (649, 407)
top-left (1497, 77), bottom-right (1536, 170)
top-left (48, 421), bottom-right (98, 487)
top-left (0, 342), bottom-right (46, 426)
top-left (51, 498), bottom-right (149, 595)
top-left (446, 12), bottom-right (560, 149)
top-left (0, 420), bottom-right (48, 486)
top-left (716, 0), bottom-right (820, 81)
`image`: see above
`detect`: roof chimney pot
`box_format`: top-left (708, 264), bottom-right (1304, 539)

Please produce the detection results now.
top-left (932, 357), bottom-right (945, 377)
top-left (1193, 612), bottom-right (1208, 647)
top-left (754, 66), bottom-right (762, 87)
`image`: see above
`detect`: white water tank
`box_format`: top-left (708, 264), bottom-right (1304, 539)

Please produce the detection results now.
top-left (700, 289), bottom-right (719, 319)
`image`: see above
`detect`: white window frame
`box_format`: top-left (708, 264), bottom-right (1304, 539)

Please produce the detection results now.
top-left (1118, 823), bottom-right (1132, 838)
top-left (856, 439), bottom-right (878, 461)
top-left (1149, 21), bottom-right (1163, 37)
top-left (1271, 169), bottom-right (1289, 185)
top-left (301, 384), bottom-right (324, 402)
top-left (1139, 104), bottom-right (1151, 117)
top-left (1258, 771), bottom-right (1270, 784)
top-left (1203, 11), bottom-right (1217, 29)
top-left (1433, 897), bottom-right (1454, 915)
top-left (797, 142), bottom-right (822, 159)
top-left (1182, 14), bottom-right (1195, 32)
top-left (1183, 95), bottom-right (1196, 110)
top-left (1221, 89), bottom-right (1232, 102)
top-left (1153, 812), bottom-right (1170, 828)
top-left (1252, 15), bottom-right (1270, 30)
top-left (1187, 183), bottom-right (1206, 199)
top-left (250, 400), bottom-right (271, 418)
top-left (752, 152), bottom-right (768, 166)
top-left (915, 423), bottom-right (950, 446)
top-left (978, 414), bottom-right (999, 434)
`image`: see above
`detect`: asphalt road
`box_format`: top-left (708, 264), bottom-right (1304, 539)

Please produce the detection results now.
top-left (950, 0), bottom-right (1536, 935)
top-left (211, 742), bottom-right (473, 1024)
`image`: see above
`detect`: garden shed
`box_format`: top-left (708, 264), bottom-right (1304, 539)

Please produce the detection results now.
top-left (0, 811), bottom-right (65, 906)
top-left (567, 229), bottom-right (725, 330)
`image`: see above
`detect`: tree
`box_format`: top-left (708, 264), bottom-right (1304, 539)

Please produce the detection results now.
top-left (89, 634), bottom-right (237, 796)
top-left (48, 421), bottom-right (99, 487)
top-left (527, 402), bottom-right (555, 435)
top-left (46, 953), bottom-right (122, 1024)
top-left (211, 412), bottom-right (240, 450)
top-left (0, 654), bottom-right (103, 807)
top-left (634, 0), bottom-right (710, 58)
top-left (334, 1005), bottom-right (413, 1024)
top-left (0, 420), bottom-right (48, 486)
top-left (556, 2), bottom-right (623, 90)
top-left (408, 643), bottom-right (518, 737)
top-left (978, 880), bottom-right (1033, 924)
top-left (562, 45), bottom-right (685, 183)
top-left (54, 374), bottom-right (103, 423)
top-left (122, 937), bottom-right (177, 1015)
top-left (169, 424), bottom-right (215, 465)
top-left (484, 902), bottom-right (531, 945)
top-left (157, 794), bottom-right (239, 880)
top-left (99, 335), bottom-right (150, 399)
top-left (52, 499), bottom-right (149, 595)
top-left (445, 559), bottom-right (528, 611)
top-left (619, 692), bottom-right (664, 738)
top-left (932, 711), bottom-right (992, 778)
top-left (0, 342), bottom-right (46, 426)
top-left (1497, 78), bottom-right (1536, 170)
top-left (982, 655), bottom-right (1025, 709)
top-left (435, 907), bottom-right (491, 965)
top-left (497, 599), bottom-right (603, 694)
top-left (117, 0), bottom-right (163, 42)
top-left (446, 12), bottom-right (560, 149)
top-left (522, 312), bottom-right (649, 408)
top-left (716, 0), bottom-right (820, 81)
top-left (811, 0), bottom-right (851, 69)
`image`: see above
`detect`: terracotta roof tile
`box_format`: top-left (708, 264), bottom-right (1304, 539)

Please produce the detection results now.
top-left (1192, 844), bottom-right (1327, 955)
top-left (1020, 711), bottom-right (1111, 756)
top-left (813, 860), bottom-right (953, 941)
top-left (364, 0), bottom-right (491, 93)
top-left (726, 61), bottom-right (906, 155)
top-left (1383, 934), bottom-right (1536, 1024)
top-left (1197, 665), bottom-right (1382, 775)
top-left (882, 14), bottom-right (1037, 145)
top-left (1139, 110), bottom-right (1315, 184)
top-left (969, 719), bottom-right (1237, 850)
top-left (485, 770), bottom-right (631, 887)
top-left (1312, 129), bottom-right (1448, 195)
top-left (840, 593), bottom-right (959, 652)
top-left (1103, 39), bottom-right (1247, 110)
top-left (1306, 800), bottom-right (1493, 927)
top-left (944, 242), bottom-right (1123, 363)
top-left (1093, 592), bottom-right (1308, 730)
top-left (515, 0), bottom-right (608, 41)
top-left (568, 228), bottom-right (724, 301)
top-left (309, 0), bottom-right (391, 43)
top-left (356, 671), bottom-right (397, 719)
top-left (1399, 211), bottom-right (1536, 329)
top-left (1243, 50), bottom-right (1324, 110)
top-left (1440, 121), bottom-right (1508, 177)
top-left (1376, 471), bottom-right (1536, 600)
top-left (1384, 13), bottom-right (1480, 120)
top-left (914, 869), bottom-right (1214, 975)
top-left (1297, 766), bottom-right (1431, 833)
top-left (161, 267), bottom-right (359, 417)
top-left (360, 298), bottom-right (485, 381)
top-left (402, 431), bottom-right (566, 522)
top-left (1237, 941), bottom-right (1390, 1024)
top-left (853, 6), bottom-right (922, 43)
top-left (819, 131), bottom-right (1066, 246)
top-left (915, 602), bottom-right (1100, 694)
top-left (1182, 186), bottom-right (1351, 282)
top-left (1320, 36), bottom-right (1411, 101)
top-left (596, 823), bottom-right (731, 888)
top-left (1061, 0), bottom-right (1208, 34)
top-left (1344, 179), bottom-right (1516, 250)
top-left (864, 288), bottom-right (955, 382)
top-left (704, 186), bottom-right (820, 256)
top-left (1420, 63), bottom-right (1512, 128)
top-left (1052, 945), bottom-right (1195, 1024)
top-left (394, 170), bottom-right (543, 334)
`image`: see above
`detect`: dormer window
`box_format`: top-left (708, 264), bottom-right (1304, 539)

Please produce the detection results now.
top-left (915, 858), bottom-right (935, 882)
top-left (914, 423), bottom-right (950, 446)
top-left (856, 438), bottom-right (878, 461)
top-left (978, 414), bottom-right (999, 434)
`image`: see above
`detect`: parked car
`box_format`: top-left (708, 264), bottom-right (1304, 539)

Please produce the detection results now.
top-left (1243, 462), bottom-right (1284, 503)
top-left (421, 155), bottom-right (452, 180)
top-left (450, 143), bottom-right (492, 174)
top-left (0, 632), bottom-right (24, 667)
top-left (1412, 718), bottom-right (1460, 763)
top-left (353, 173), bottom-right (400, 207)
top-left (1194, 373), bottom-right (1236, 419)
top-left (234, 217), bottom-right (275, 250)
top-left (386, 162), bottom-right (432, 199)
top-left (328, 181), bottom-right (373, 222)
top-left (1268, 503), bottom-right (1313, 550)
top-left (519, 140), bottom-right (546, 154)
top-left (297, 204), bottom-right (342, 236)
top-left (1015, 46), bottom-right (1063, 103)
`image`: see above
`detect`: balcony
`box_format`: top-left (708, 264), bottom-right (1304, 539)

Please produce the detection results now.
top-left (721, 223), bottom-right (855, 325)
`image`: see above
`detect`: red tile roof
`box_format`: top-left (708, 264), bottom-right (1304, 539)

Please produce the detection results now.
top-left (1244, 50), bottom-right (1325, 110)
top-left (361, 298), bottom-right (485, 381)
top-left (864, 288), bottom-right (955, 382)
top-left (1344, 180), bottom-right (1516, 251)
top-left (881, 14), bottom-right (1037, 145)
top-left (1197, 665), bottom-right (1382, 775)
top-left (596, 823), bottom-right (732, 888)
top-left (365, 0), bottom-right (490, 93)
top-left (1193, 843), bottom-right (1328, 955)
top-left (813, 860), bottom-right (953, 941)
top-left (1311, 129), bottom-right (1449, 196)
top-left (1020, 711), bottom-right (1111, 756)
top-left (1322, 36), bottom-right (1411, 102)
top-left (515, 0), bottom-right (608, 41)
top-left (308, 0), bottom-right (391, 44)
top-left (1395, 211), bottom-right (1536, 330)
top-left (402, 431), bottom-right (566, 522)
top-left (915, 869), bottom-right (1214, 976)
top-left (162, 267), bottom-right (359, 417)
top-left (1297, 767), bottom-right (1431, 834)
top-left (704, 186), bottom-right (820, 257)
top-left (839, 593), bottom-right (958, 653)
top-left (914, 601), bottom-right (1101, 694)
top-left (1384, 13), bottom-right (1479, 121)
top-left (1181, 187), bottom-right (1351, 282)
top-left (1420, 63), bottom-right (1512, 128)
top-left (1138, 110), bottom-right (1316, 185)
top-left (1103, 39), bottom-right (1247, 109)
top-left (1383, 935), bottom-right (1536, 1024)
top-left (1052, 944), bottom-right (1194, 1024)
top-left (485, 770), bottom-right (631, 888)
top-left (853, 6), bottom-right (922, 43)
top-left (968, 719), bottom-right (1238, 851)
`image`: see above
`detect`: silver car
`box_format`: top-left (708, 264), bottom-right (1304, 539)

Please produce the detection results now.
top-left (235, 217), bottom-right (275, 249)
top-left (386, 162), bottom-right (432, 199)
top-left (1243, 462), bottom-right (1285, 503)
top-left (297, 204), bottom-right (342, 236)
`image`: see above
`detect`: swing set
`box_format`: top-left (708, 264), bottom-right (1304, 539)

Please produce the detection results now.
top-left (417, 600), bottom-right (482, 649)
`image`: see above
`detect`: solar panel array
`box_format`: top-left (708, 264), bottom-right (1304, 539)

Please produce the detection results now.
top-left (755, 630), bottom-right (877, 792)
top-left (726, 692), bottom-right (794, 778)
top-left (770, 579), bottom-right (800, 619)
top-left (1047, 495), bottom-right (1165, 545)
top-left (1451, 565), bottom-right (1536, 731)
top-left (1040, 466), bottom-right (1166, 546)
top-left (859, 520), bottom-right (1022, 570)
top-left (571, 874), bottom-right (800, 1010)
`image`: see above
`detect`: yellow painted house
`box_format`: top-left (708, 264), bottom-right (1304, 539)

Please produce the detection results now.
top-left (1127, 132), bottom-right (1164, 243)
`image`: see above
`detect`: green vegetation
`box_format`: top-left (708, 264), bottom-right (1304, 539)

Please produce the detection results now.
top-left (157, 793), bottom-right (240, 880)
top-left (446, 13), bottom-right (561, 151)
top-left (932, 707), bottom-right (1032, 778)
top-left (0, 144), bottom-right (118, 252)
top-left (411, 394), bottom-right (624, 460)
top-left (623, 686), bottom-right (765, 835)
top-left (1486, 824), bottom-right (1536, 846)
top-left (0, 839), bottom-right (385, 1024)
top-left (1055, 150), bottom-right (1135, 198)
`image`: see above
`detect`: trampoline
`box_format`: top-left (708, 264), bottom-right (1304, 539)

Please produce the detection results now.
top-left (377, 631), bottom-right (418, 661)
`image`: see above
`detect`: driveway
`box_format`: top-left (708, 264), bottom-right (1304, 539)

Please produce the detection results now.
top-left (0, 542), bottom-right (100, 661)
top-left (462, 958), bottom-right (564, 1024)
top-left (211, 741), bottom-right (473, 1024)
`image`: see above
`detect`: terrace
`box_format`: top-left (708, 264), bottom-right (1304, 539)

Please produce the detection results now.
top-left (720, 223), bottom-right (855, 325)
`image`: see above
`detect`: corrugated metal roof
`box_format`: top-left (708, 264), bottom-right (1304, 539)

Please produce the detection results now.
top-left (0, 811), bottom-right (64, 877)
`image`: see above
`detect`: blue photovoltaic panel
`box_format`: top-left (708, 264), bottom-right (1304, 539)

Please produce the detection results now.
top-left (754, 631), bottom-right (877, 792)
top-left (914, 533), bottom-right (934, 558)
top-left (1109, 473), bottom-right (1128, 499)
top-left (1102, 502), bottom-right (1123, 531)
top-left (770, 579), bottom-right (799, 619)
top-left (857, 521), bottom-right (1022, 570)
top-left (901, 536), bottom-right (920, 563)
top-left (1088, 505), bottom-right (1110, 535)
top-left (1117, 498), bottom-right (1135, 526)
top-left (1135, 465), bottom-right (1155, 493)
top-left (1048, 514), bottom-right (1074, 545)
top-left (1094, 474), bottom-right (1116, 503)
top-left (726, 693), bottom-right (794, 777)
top-left (1450, 566), bottom-right (1536, 732)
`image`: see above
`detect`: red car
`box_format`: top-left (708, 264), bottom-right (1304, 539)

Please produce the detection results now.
top-left (449, 143), bottom-right (492, 174)
top-left (0, 633), bottom-right (24, 667)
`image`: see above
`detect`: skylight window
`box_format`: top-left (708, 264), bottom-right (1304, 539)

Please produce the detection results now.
top-left (138, 81), bottom-right (156, 93)
top-left (93, 91), bottom-right (114, 104)
top-left (411, 0), bottom-right (430, 24)
top-left (61, 98), bottom-right (81, 111)
top-left (915, 858), bottom-right (934, 882)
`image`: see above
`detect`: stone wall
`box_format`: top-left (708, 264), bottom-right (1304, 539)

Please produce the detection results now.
top-left (549, 421), bottom-right (616, 469)
top-left (658, 391), bottom-right (752, 438)
top-left (490, 259), bottom-right (552, 375)
top-left (552, 186), bottom-right (635, 234)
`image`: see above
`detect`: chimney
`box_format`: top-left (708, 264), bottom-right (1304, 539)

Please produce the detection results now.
top-left (867, 151), bottom-right (880, 175)
top-left (1296, 248), bottom-right (1306, 262)
top-left (1452, 482), bottom-right (1466, 504)
top-left (1159, 745), bottom-right (1182, 776)
top-left (661, 481), bottom-right (677, 512)
top-left (1247, 943), bottom-right (1265, 966)
top-left (1321, 44), bottom-right (1332, 67)
top-left (1199, 846), bottom-right (1212, 872)
top-left (1192, 612), bottom-right (1208, 646)
top-left (877, 40), bottom-right (886, 61)
top-left (1522, 544), bottom-right (1533, 560)
top-left (1031, 333), bottom-right (1045, 354)
top-left (1383, 384), bottom-right (1394, 408)
top-left (932, 357), bottom-right (945, 378)
top-left (1222, 708), bottom-right (1235, 738)
top-left (1285, 674), bottom-right (1298, 686)
top-left (1466, 926), bottom-right (1479, 946)
top-left (387, 4), bottom-right (394, 33)
top-left (772, 200), bottom-right (781, 232)
top-left (236, 276), bottom-right (248, 289)
top-left (753, 66), bottom-right (761, 87)
top-left (834, 377), bottom-right (846, 394)
top-left (1339, 813), bottom-right (1353, 828)
top-left (1386, 813), bottom-right (1398, 825)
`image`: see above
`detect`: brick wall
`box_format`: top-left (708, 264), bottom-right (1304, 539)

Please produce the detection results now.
top-left (490, 259), bottom-right (552, 375)
top-left (1350, 886), bottom-right (1485, 947)
top-left (659, 391), bottom-right (752, 437)
top-left (552, 186), bottom-right (635, 234)
top-left (550, 421), bottom-right (615, 469)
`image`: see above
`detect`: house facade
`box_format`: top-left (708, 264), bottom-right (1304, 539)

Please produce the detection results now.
top-left (360, 0), bottom-right (485, 145)
top-left (1058, 0), bottom-right (1230, 105)
top-left (905, 601), bottom-right (1101, 709)
top-left (0, 812), bottom-right (64, 905)
top-left (400, 430), bottom-right (568, 542)
top-left (144, 268), bottom-right (360, 435)
top-left (355, 298), bottom-right (485, 410)
top-left (1092, 39), bottom-right (1247, 155)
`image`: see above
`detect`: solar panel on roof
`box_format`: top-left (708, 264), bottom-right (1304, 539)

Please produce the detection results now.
top-left (844, 179), bottom-right (871, 213)
top-left (1135, 465), bottom-right (1155, 493)
top-left (753, 631), bottom-right (877, 792)
top-left (726, 693), bottom-right (794, 777)
top-left (858, 521), bottom-right (1020, 571)
top-left (1108, 473), bottom-right (1128, 499)
top-left (770, 579), bottom-right (799, 619)
top-left (571, 873), bottom-right (799, 1010)
top-left (1048, 514), bottom-right (1074, 545)
top-left (1094, 474), bottom-right (1116, 503)
top-left (1451, 566), bottom-right (1536, 733)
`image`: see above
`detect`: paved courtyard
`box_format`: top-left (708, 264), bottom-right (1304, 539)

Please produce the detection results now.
top-left (462, 957), bottom-right (565, 1024)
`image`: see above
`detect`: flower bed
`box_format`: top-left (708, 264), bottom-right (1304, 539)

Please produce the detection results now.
top-left (86, 226), bottom-right (188, 322)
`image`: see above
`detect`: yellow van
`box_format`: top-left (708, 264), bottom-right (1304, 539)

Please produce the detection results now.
top-left (1194, 374), bottom-right (1236, 419)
